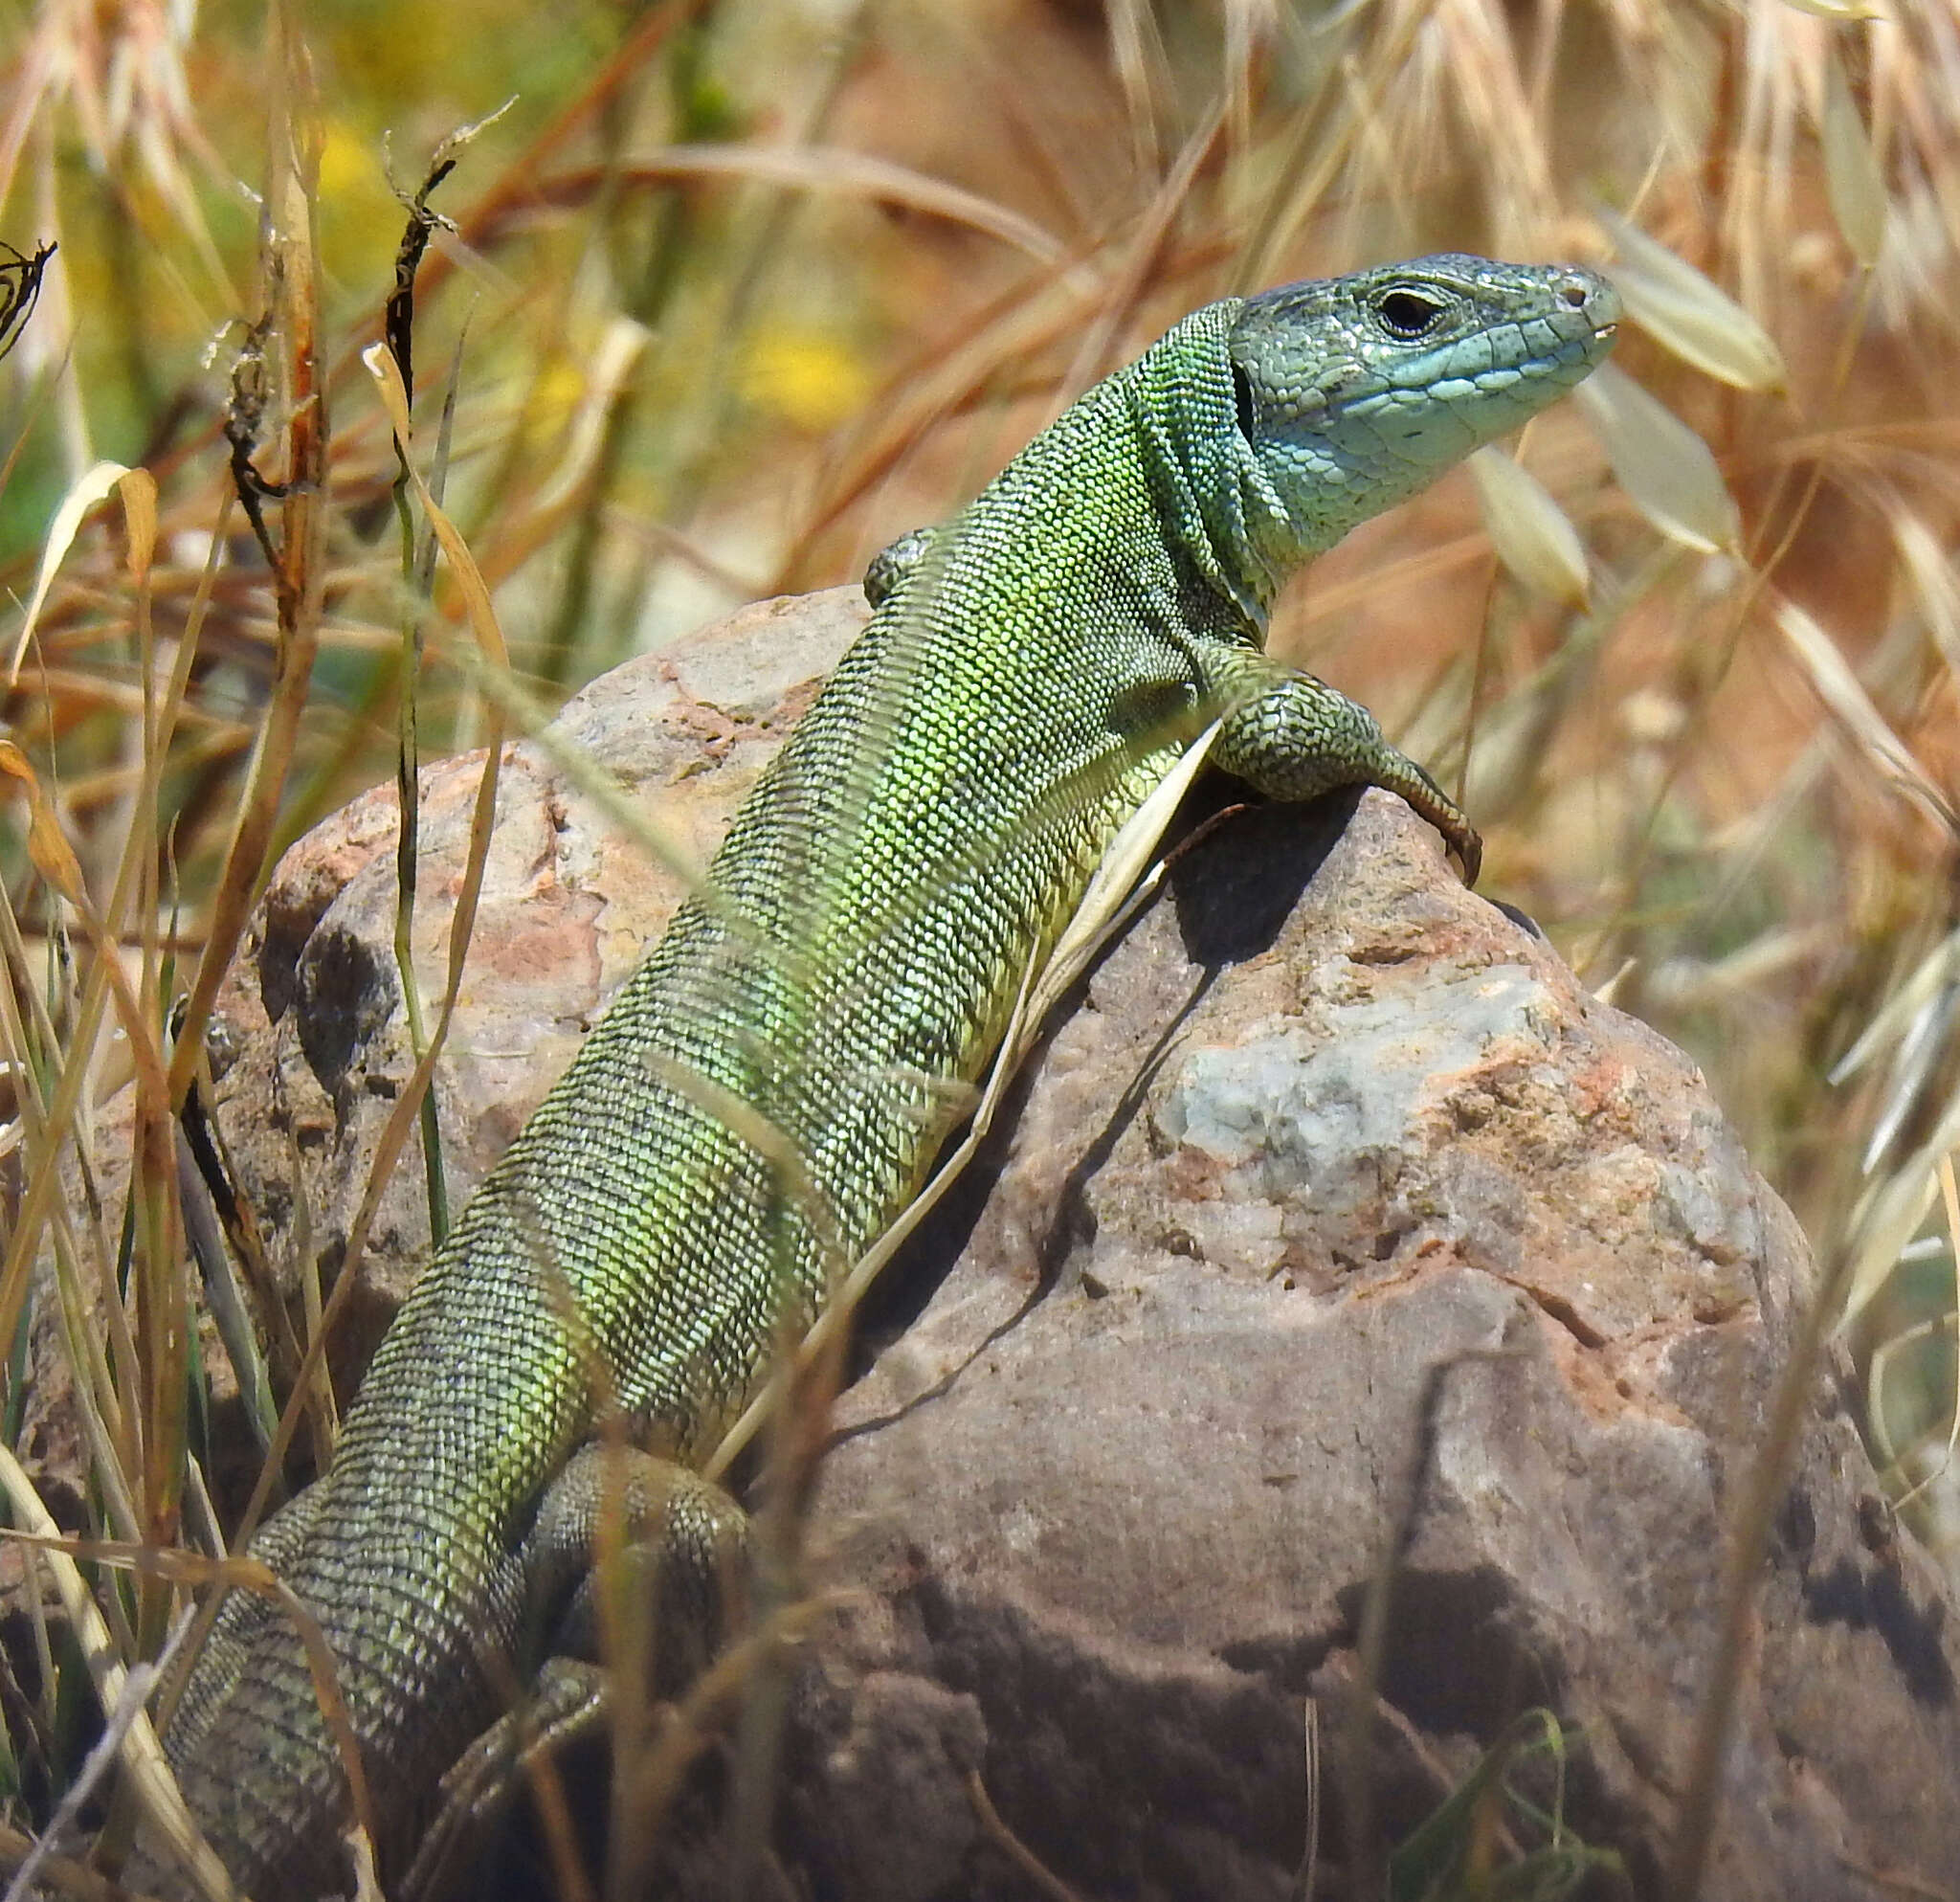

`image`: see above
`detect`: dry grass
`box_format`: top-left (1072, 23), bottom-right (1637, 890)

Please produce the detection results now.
top-left (1, 0), bottom-right (1958, 1893)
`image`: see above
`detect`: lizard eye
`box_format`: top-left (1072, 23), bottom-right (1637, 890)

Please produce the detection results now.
top-left (1231, 361), bottom-right (1257, 440)
top-left (1376, 289), bottom-right (1446, 340)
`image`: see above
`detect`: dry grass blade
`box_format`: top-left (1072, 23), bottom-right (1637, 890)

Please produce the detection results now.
top-left (0, 743), bottom-right (91, 904)
top-left (1831, 924), bottom-right (1958, 1184)
top-left (1574, 363), bottom-right (1742, 555)
top-left (1, 727), bottom-right (181, 1595)
top-left (1054, 100), bottom-right (1226, 403)
top-left (1843, 1107), bottom-right (1960, 1328)
top-left (965, 1771), bottom-right (1087, 1902)
top-left (0, 1820), bottom-right (129, 1901)
top-left (1912, 1158), bottom-right (1960, 1507)
top-left (0, 2), bottom-right (232, 308)
top-left (6, 460), bottom-right (135, 683)
top-left (1775, 599), bottom-right (1957, 834)
top-left (1866, 1158), bottom-right (1960, 1511)
top-left (1104, 0), bottom-right (1169, 173)
top-left (0, 954), bottom-right (141, 1546)
top-left (0, 465), bottom-right (220, 1580)
top-left (1821, 36), bottom-right (1889, 269)
top-left (1860, 993), bottom-right (1952, 1180)
top-left (1599, 210), bottom-right (1788, 392)
top-left (1428, 0), bottom-right (1554, 228)
top-left (1466, 445), bottom-right (1592, 608)
top-left (1232, 3), bottom-right (1434, 290)
top-left (0, 740), bottom-right (181, 1491)
top-left (1868, 1310), bottom-right (1952, 1489)
top-left (362, 342), bottom-right (511, 857)
top-left (595, 145), bottom-right (1067, 265)
top-left (1891, 510), bottom-right (1960, 673)
top-left (164, 18), bottom-right (325, 1111)
top-left (1, 1663), bottom-right (158, 1902)
top-left (777, 264), bottom-right (1099, 581)
top-left (528, 317), bottom-right (650, 521)
top-left (0, 1445), bottom-right (233, 1902)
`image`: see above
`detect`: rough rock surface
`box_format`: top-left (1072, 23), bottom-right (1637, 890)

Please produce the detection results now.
top-left (793, 786), bottom-right (1960, 1901)
top-left (138, 590), bottom-right (1960, 1894)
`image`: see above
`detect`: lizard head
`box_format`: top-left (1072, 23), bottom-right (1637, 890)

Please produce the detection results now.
top-left (1225, 253), bottom-right (1619, 565)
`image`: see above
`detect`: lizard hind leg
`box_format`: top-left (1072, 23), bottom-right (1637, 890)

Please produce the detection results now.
top-left (403, 1446), bottom-right (751, 1902)
top-left (1201, 645), bottom-right (1482, 884)
top-left (522, 1443), bottom-right (752, 1697)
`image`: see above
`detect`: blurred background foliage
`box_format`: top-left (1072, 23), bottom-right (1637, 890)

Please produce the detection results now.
top-left (2, 0), bottom-right (1959, 1586)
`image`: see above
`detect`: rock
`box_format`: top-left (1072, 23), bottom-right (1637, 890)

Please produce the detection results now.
top-left (116, 587), bottom-right (1960, 1893)
top-left (791, 785), bottom-right (1960, 1899)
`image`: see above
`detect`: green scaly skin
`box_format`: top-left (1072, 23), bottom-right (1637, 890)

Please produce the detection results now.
top-left (145, 254), bottom-right (1617, 1896)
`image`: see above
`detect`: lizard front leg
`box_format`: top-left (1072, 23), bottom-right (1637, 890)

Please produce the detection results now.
top-left (1197, 644), bottom-right (1481, 884)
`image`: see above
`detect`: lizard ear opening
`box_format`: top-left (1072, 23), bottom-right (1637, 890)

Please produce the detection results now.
top-left (1231, 360), bottom-right (1257, 442)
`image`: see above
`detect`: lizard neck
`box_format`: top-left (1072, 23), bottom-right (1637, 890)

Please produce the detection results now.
top-left (1116, 300), bottom-right (1303, 643)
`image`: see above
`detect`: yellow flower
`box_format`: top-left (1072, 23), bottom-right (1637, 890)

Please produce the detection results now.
top-left (740, 328), bottom-right (872, 433)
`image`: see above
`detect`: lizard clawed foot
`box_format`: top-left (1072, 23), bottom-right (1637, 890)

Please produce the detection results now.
top-left (404, 1658), bottom-right (611, 1902)
top-left (1443, 820), bottom-right (1482, 889)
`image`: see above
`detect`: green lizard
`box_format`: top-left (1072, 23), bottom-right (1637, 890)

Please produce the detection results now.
top-left (137, 253), bottom-right (1618, 1896)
